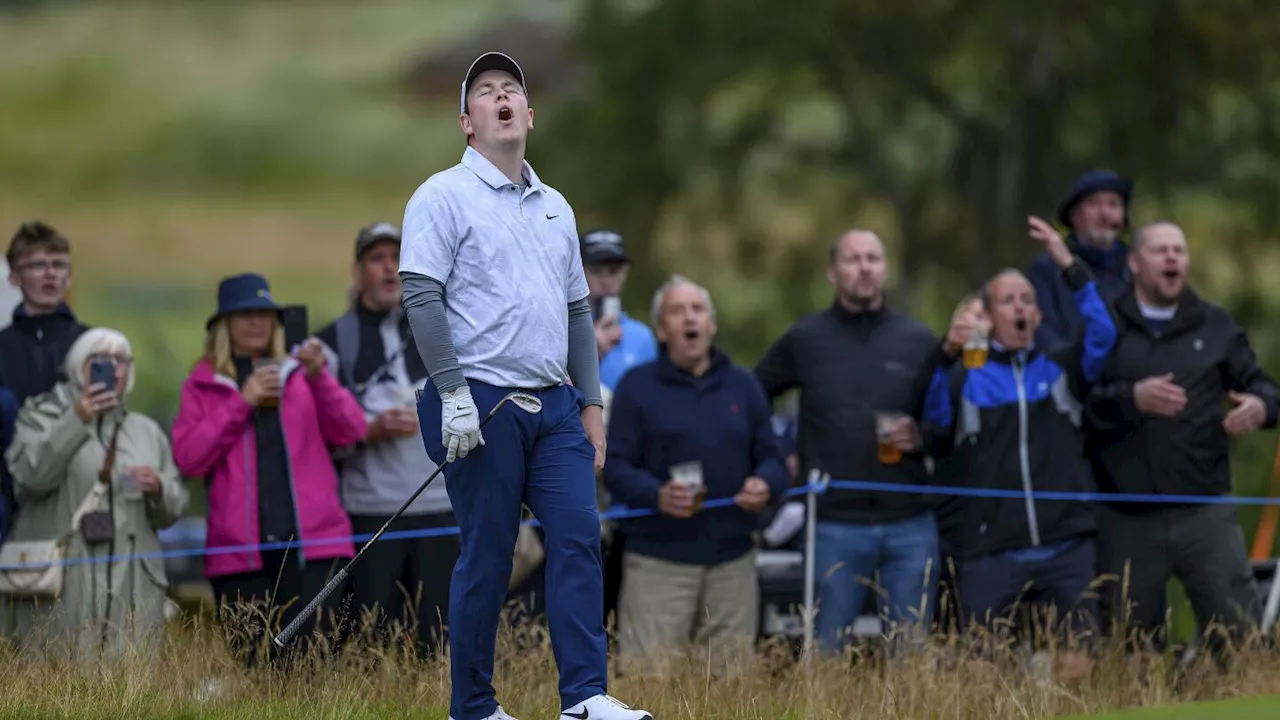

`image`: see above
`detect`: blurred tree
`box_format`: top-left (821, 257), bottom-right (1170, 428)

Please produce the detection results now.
top-left (539, 0), bottom-right (1280, 357)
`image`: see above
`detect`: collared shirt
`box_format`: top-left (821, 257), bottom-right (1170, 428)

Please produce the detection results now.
top-left (400, 146), bottom-right (590, 389)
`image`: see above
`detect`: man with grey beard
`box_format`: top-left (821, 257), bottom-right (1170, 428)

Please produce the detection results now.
top-left (1029, 170), bottom-right (1133, 352)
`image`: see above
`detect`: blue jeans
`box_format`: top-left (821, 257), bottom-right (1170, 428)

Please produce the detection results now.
top-left (813, 513), bottom-right (940, 653)
top-left (418, 381), bottom-right (607, 720)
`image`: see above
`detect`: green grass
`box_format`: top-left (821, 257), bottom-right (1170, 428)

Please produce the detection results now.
top-left (1057, 693), bottom-right (1280, 719)
top-left (6, 613), bottom-right (1280, 720)
top-left (0, 0), bottom-right (564, 198)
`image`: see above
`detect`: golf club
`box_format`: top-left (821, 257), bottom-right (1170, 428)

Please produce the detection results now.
top-left (272, 390), bottom-right (543, 649)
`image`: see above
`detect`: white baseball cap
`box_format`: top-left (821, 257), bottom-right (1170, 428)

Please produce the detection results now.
top-left (460, 51), bottom-right (527, 115)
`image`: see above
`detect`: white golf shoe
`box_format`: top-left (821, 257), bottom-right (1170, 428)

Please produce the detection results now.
top-left (560, 694), bottom-right (653, 720)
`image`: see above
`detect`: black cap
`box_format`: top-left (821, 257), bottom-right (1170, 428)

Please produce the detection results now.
top-left (460, 52), bottom-right (527, 115)
top-left (354, 222), bottom-right (401, 260)
top-left (580, 228), bottom-right (629, 265)
top-left (1056, 170), bottom-right (1133, 229)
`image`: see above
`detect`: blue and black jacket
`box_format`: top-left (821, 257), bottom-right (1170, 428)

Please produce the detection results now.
top-left (1028, 236), bottom-right (1130, 352)
top-left (922, 262), bottom-right (1118, 558)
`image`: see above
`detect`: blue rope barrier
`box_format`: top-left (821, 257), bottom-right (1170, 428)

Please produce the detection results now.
top-left (0, 482), bottom-right (827, 572)
top-left (826, 479), bottom-right (1280, 506)
top-left (16, 476), bottom-right (1270, 574)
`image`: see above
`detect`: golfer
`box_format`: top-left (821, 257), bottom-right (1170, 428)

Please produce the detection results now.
top-left (399, 52), bottom-right (652, 720)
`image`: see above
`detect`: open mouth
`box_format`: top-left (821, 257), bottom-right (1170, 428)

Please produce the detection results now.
top-left (1162, 269), bottom-right (1180, 280)
top-left (497, 107), bottom-right (513, 122)
top-left (1014, 318), bottom-right (1029, 332)
top-left (682, 330), bottom-right (699, 341)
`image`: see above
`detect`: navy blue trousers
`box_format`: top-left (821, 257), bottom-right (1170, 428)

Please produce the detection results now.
top-left (959, 536), bottom-right (1100, 641)
top-left (418, 381), bottom-right (607, 720)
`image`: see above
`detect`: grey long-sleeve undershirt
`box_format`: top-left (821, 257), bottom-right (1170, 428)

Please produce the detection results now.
top-left (400, 272), bottom-right (604, 408)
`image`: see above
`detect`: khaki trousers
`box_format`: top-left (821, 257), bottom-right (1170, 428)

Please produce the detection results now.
top-left (617, 549), bottom-right (758, 673)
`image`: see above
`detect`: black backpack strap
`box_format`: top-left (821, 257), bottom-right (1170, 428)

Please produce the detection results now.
top-left (334, 309), bottom-right (360, 391)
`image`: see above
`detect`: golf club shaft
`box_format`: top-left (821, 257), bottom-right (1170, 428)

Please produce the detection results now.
top-left (272, 399), bottom-right (506, 648)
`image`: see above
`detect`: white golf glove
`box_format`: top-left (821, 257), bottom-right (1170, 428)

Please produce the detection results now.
top-left (441, 387), bottom-right (484, 463)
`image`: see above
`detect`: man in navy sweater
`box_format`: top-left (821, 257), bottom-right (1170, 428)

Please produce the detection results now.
top-left (604, 275), bottom-right (789, 673)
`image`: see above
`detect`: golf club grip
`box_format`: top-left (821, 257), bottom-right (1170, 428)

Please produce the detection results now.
top-left (273, 565), bottom-right (349, 648)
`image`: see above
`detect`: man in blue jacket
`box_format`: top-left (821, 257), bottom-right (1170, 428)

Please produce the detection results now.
top-left (1029, 170), bottom-right (1132, 352)
top-left (581, 228), bottom-right (658, 391)
top-left (604, 274), bottom-right (788, 673)
top-left (923, 216), bottom-right (1117, 682)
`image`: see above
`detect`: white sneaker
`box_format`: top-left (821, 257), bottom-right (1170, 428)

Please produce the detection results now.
top-left (449, 708), bottom-right (519, 720)
top-left (560, 694), bottom-right (652, 720)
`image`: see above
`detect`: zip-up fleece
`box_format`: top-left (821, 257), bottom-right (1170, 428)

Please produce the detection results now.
top-left (923, 262), bottom-right (1117, 558)
top-left (754, 303), bottom-right (941, 525)
top-left (605, 348), bottom-right (789, 565)
top-left (1086, 289), bottom-right (1279, 510)
top-left (0, 302), bottom-right (88, 407)
top-left (171, 357), bottom-right (367, 578)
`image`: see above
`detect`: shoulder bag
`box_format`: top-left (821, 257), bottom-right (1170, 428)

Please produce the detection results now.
top-left (0, 420), bottom-right (121, 598)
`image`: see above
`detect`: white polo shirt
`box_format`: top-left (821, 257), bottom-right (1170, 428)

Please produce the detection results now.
top-left (400, 146), bottom-right (591, 389)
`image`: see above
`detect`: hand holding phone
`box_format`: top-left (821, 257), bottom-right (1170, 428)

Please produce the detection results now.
top-left (76, 360), bottom-right (120, 422)
top-left (89, 359), bottom-right (116, 393)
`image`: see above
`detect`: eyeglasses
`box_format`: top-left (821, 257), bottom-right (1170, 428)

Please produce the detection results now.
top-left (88, 353), bottom-right (133, 367)
top-left (17, 259), bottom-right (71, 275)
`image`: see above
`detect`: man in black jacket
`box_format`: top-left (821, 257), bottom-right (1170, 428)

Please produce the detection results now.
top-left (755, 229), bottom-right (942, 653)
top-left (0, 221), bottom-right (89, 541)
top-left (923, 217), bottom-right (1117, 678)
top-left (1087, 221), bottom-right (1278, 650)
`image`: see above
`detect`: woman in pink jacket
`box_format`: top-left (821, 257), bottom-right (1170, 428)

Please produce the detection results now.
top-left (171, 273), bottom-right (366, 667)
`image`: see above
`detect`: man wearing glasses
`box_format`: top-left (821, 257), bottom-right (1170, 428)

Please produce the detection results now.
top-left (0, 221), bottom-right (89, 540)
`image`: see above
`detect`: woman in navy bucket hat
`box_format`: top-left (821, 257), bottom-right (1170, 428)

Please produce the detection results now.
top-left (1028, 169), bottom-right (1134, 352)
top-left (173, 272), bottom-right (367, 669)
top-left (205, 273), bottom-right (281, 329)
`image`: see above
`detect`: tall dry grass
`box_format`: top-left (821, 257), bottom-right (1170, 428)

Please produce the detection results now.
top-left (2, 599), bottom-right (1280, 720)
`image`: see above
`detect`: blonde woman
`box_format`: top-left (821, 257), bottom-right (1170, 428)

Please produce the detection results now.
top-left (171, 273), bottom-right (366, 667)
top-left (1, 328), bottom-right (189, 659)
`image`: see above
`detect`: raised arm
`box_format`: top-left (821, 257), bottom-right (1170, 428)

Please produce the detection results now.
top-left (170, 377), bottom-right (254, 478)
top-left (921, 362), bottom-right (962, 459)
top-left (5, 391), bottom-right (91, 501)
top-left (1062, 261), bottom-right (1118, 387)
top-left (1028, 254), bottom-right (1071, 351)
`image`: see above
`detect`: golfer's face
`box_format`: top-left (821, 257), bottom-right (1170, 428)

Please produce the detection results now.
top-left (464, 69), bottom-right (532, 146)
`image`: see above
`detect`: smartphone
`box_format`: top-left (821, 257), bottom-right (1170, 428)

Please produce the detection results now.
top-left (279, 305), bottom-right (309, 351)
top-left (601, 296), bottom-right (622, 320)
top-left (89, 359), bottom-right (115, 392)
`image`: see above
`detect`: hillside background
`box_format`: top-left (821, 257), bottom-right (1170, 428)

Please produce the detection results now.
top-left (3, 0), bottom-right (1280, 628)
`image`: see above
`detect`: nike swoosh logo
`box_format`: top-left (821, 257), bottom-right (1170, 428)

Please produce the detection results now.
top-left (563, 711), bottom-right (588, 719)
top-left (546, 214), bottom-right (560, 220)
